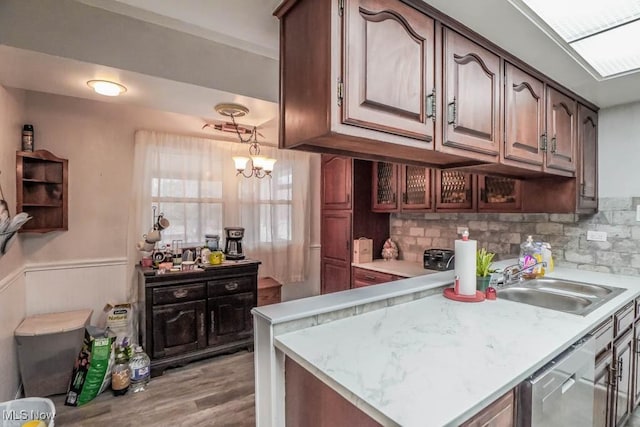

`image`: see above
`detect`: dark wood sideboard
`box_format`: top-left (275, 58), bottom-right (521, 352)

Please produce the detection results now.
top-left (137, 260), bottom-right (260, 376)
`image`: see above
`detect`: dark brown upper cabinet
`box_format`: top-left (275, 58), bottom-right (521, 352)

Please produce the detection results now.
top-left (478, 175), bottom-right (521, 212)
top-left (401, 165), bottom-right (433, 211)
top-left (504, 63), bottom-right (545, 169)
top-left (577, 104), bottom-right (598, 212)
top-left (435, 170), bottom-right (475, 211)
top-left (371, 162), bottom-right (433, 212)
top-left (344, 0), bottom-right (436, 144)
top-left (372, 162), bottom-right (400, 212)
top-left (440, 28), bottom-right (500, 162)
top-left (545, 87), bottom-right (577, 174)
top-left (322, 155), bottom-right (352, 210)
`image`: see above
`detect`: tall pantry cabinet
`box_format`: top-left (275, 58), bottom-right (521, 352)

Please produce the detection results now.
top-left (321, 155), bottom-right (389, 294)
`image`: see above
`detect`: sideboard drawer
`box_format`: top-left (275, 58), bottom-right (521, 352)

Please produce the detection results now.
top-left (152, 283), bottom-right (206, 305)
top-left (208, 276), bottom-right (254, 297)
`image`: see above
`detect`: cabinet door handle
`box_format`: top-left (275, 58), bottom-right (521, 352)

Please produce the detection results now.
top-left (550, 136), bottom-right (557, 153)
top-left (540, 133), bottom-right (547, 151)
top-left (200, 312), bottom-right (205, 338)
top-left (447, 97), bottom-right (457, 125)
top-left (173, 289), bottom-right (189, 298)
top-left (609, 364), bottom-right (618, 386)
top-left (426, 88), bottom-right (436, 122)
top-left (225, 282), bottom-right (239, 291)
top-left (364, 275), bottom-right (377, 281)
top-left (618, 357), bottom-right (623, 382)
top-left (636, 338), bottom-right (640, 354)
top-left (210, 310), bottom-right (215, 334)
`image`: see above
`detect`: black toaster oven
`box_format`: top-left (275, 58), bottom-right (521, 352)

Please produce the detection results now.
top-left (423, 249), bottom-right (455, 271)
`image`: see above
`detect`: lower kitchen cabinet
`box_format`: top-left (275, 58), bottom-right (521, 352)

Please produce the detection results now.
top-left (138, 261), bottom-right (260, 376)
top-left (633, 318), bottom-right (640, 409)
top-left (594, 350), bottom-right (614, 427)
top-left (352, 267), bottom-right (402, 288)
top-left (613, 329), bottom-right (633, 426)
top-left (460, 389), bottom-right (515, 427)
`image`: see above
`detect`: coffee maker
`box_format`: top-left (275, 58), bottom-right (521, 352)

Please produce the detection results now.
top-left (224, 227), bottom-right (245, 260)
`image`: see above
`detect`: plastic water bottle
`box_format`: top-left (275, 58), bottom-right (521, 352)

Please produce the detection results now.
top-left (129, 345), bottom-right (151, 392)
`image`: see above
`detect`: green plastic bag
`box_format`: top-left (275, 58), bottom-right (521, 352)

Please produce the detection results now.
top-left (64, 326), bottom-right (114, 406)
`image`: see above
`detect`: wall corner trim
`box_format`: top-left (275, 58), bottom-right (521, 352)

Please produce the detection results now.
top-left (24, 257), bottom-right (128, 273)
top-left (0, 266), bottom-right (25, 295)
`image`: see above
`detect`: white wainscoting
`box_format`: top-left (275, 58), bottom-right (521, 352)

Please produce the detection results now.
top-left (0, 267), bottom-right (26, 402)
top-left (24, 258), bottom-right (129, 325)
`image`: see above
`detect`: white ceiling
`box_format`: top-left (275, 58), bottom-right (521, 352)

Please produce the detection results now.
top-left (1, 0), bottom-right (639, 136)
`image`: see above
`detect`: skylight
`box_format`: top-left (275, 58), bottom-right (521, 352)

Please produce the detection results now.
top-left (510, 0), bottom-right (640, 79)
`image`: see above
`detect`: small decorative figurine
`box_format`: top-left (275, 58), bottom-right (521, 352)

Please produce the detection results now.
top-left (381, 238), bottom-right (399, 261)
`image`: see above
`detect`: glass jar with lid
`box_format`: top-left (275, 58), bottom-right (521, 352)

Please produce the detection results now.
top-left (205, 234), bottom-right (220, 252)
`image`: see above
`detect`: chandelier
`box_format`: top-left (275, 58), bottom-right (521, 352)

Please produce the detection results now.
top-left (207, 103), bottom-right (277, 179)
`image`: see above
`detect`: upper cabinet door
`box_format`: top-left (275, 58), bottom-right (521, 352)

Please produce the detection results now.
top-left (401, 165), bottom-right (433, 211)
top-left (578, 104), bottom-right (598, 211)
top-left (504, 63), bottom-right (545, 167)
top-left (435, 170), bottom-right (475, 211)
top-left (442, 28), bottom-right (500, 159)
top-left (343, 0), bottom-right (436, 144)
top-left (322, 155), bottom-right (352, 210)
top-left (372, 162), bottom-right (400, 212)
top-left (546, 87), bottom-right (576, 173)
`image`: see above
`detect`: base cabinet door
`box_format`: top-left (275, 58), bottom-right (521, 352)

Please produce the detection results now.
top-left (614, 330), bottom-right (634, 426)
top-left (152, 300), bottom-right (206, 358)
top-left (321, 260), bottom-right (351, 294)
top-left (461, 390), bottom-right (514, 427)
top-left (594, 350), bottom-right (614, 427)
top-left (207, 293), bottom-right (254, 346)
top-left (633, 319), bottom-right (640, 409)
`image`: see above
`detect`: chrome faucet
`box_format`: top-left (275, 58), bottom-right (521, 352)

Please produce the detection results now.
top-left (501, 262), bottom-right (547, 287)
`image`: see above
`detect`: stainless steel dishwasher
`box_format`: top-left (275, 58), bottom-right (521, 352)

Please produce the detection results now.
top-left (518, 335), bottom-right (596, 426)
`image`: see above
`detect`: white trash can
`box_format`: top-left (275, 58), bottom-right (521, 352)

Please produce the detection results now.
top-left (0, 397), bottom-right (55, 427)
top-left (14, 309), bottom-right (92, 397)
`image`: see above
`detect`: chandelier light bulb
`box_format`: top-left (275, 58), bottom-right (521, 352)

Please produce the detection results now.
top-left (262, 158), bottom-right (277, 173)
top-left (232, 156), bottom-right (250, 171)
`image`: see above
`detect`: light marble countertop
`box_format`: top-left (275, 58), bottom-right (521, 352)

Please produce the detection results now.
top-left (272, 265), bottom-right (640, 426)
top-left (352, 259), bottom-right (437, 277)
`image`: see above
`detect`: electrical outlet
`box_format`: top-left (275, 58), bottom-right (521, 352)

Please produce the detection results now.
top-left (457, 226), bottom-right (468, 235)
top-left (636, 205), bottom-right (640, 222)
top-left (587, 230), bottom-right (607, 242)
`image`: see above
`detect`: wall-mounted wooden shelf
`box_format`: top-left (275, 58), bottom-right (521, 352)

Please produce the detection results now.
top-left (16, 150), bottom-right (68, 233)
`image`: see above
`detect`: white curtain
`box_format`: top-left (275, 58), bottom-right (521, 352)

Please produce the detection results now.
top-left (128, 130), bottom-right (313, 299)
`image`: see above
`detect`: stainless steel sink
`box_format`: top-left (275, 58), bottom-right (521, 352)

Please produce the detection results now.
top-left (524, 278), bottom-right (614, 298)
top-left (498, 278), bottom-right (624, 316)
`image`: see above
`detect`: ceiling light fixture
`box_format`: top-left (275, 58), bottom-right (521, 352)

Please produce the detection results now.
top-left (87, 80), bottom-right (127, 97)
top-left (205, 103), bottom-right (276, 179)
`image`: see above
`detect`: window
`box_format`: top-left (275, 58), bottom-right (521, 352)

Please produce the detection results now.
top-left (133, 130), bottom-right (313, 282)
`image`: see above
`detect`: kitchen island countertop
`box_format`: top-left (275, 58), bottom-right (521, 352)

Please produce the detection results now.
top-left (253, 262), bottom-right (640, 426)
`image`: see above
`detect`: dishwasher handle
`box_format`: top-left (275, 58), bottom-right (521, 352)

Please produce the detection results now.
top-left (561, 375), bottom-right (576, 394)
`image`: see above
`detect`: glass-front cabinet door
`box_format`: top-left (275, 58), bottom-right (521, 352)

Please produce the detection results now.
top-left (478, 175), bottom-right (521, 211)
top-left (435, 170), bottom-right (475, 211)
top-left (401, 165), bottom-right (432, 211)
top-left (372, 162), bottom-right (399, 212)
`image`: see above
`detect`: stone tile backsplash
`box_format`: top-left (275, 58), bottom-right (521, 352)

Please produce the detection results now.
top-left (390, 197), bottom-right (640, 276)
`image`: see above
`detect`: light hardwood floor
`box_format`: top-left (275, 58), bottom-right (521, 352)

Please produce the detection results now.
top-left (51, 351), bottom-right (255, 427)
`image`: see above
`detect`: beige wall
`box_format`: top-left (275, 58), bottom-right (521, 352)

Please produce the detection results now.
top-left (0, 85), bottom-right (27, 401)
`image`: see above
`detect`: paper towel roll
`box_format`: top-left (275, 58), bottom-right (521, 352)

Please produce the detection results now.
top-left (454, 238), bottom-right (477, 296)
